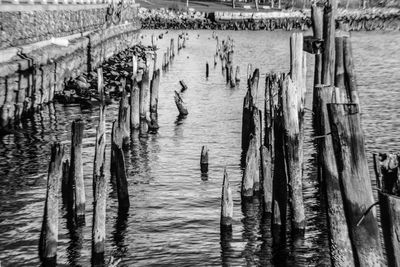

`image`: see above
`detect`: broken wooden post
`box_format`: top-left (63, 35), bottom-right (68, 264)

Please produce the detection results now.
top-left (242, 135), bottom-right (258, 197)
top-left (130, 78), bottom-right (140, 131)
top-left (39, 143), bottom-right (64, 264)
top-left (206, 62), bottom-right (209, 78)
top-left (92, 101), bottom-right (107, 265)
top-left (247, 64), bottom-right (253, 81)
top-left (261, 145), bottom-right (273, 214)
top-left (221, 168), bottom-right (233, 229)
top-left (149, 69), bottom-right (160, 131)
top-left (174, 91), bottom-right (188, 116)
top-left (343, 37), bottom-right (360, 105)
top-left (112, 121), bottom-right (130, 211)
top-left (235, 66), bottom-right (240, 83)
top-left (200, 146), bottom-right (209, 174)
top-left (322, 3), bottom-right (336, 85)
top-left (180, 80), bottom-right (188, 92)
top-left (139, 67), bottom-right (150, 136)
top-left (282, 77), bottom-right (305, 232)
top-left (328, 103), bottom-right (383, 266)
top-left (314, 85), bottom-right (354, 266)
top-left (70, 118), bottom-right (85, 221)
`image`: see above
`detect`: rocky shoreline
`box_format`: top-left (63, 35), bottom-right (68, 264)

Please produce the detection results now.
top-left (139, 7), bottom-right (400, 31)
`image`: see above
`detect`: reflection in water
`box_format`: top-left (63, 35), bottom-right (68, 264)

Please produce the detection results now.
top-left (112, 210), bottom-right (129, 260)
top-left (64, 206), bottom-right (83, 267)
top-left (220, 227), bottom-right (234, 267)
top-left (241, 196), bottom-right (261, 266)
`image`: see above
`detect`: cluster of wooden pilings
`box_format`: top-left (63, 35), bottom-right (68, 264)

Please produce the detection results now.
top-left (219, 2), bottom-right (398, 265)
top-left (38, 33), bottom-right (188, 266)
top-left (212, 34), bottom-right (240, 87)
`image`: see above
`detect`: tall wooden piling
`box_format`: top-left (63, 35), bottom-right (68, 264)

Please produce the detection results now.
top-left (200, 146), bottom-right (209, 174)
top-left (39, 143), bottom-right (64, 263)
top-left (130, 78), bottom-right (140, 130)
top-left (328, 103), bottom-right (383, 266)
top-left (343, 37), bottom-right (360, 105)
top-left (149, 69), bottom-right (160, 131)
top-left (139, 67), bottom-right (150, 135)
top-left (322, 2), bottom-right (336, 85)
top-left (112, 121), bottom-right (130, 211)
top-left (311, 4), bottom-right (324, 87)
top-left (251, 107), bottom-right (262, 192)
top-left (70, 119), bottom-right (85, 220)
top-left (282, 77), bottom-right (305, 232)
top-left (315, 85), bottom-right (354, 266)
top-left (221, 168), bottom-right (233, 229)
top-left (242, 135), bottom-right (258, 197)
top-left (92, 99), bottom-right (107, 264)
top-left (118, 89), bottom-right (130, 147)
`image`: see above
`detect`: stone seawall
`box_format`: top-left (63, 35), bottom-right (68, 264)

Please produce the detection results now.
top-left (0, 3), bottom-right (141, 130)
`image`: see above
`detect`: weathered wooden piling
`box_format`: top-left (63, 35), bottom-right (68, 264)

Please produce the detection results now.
top-left (374, 154), bottom-right (400, 267)
top-left (39, 143), bottom-right (65, 264)
top-left (247, 64), bottom-right (253, 80)
top-left (311, 4), bottom-right (324, 87)
top-left (221, 168), bottom-right (233, 229)
top-left (92, 99), bottom-right (107, 264)
top-left (241, 89), bottom-right (253, 153)
top-left (314, 85), bottom-right (354, 266)
top-left (281, 77), bottom-right (305, 232)
top-left (174, 91), bottom-right (188, 116)
top-left (242, 135), bottom-right (258, 197)
top-left (261, 145), bottom-right (273, 214)
top-left (343, 37), bottom-right (360, 105)
top-left (149, 69), bottom-right (160, 131)
top-left (132, 55), bottom-right (138, 79)
top-left (249, 69), bottom-right (260, 105)
top-left (200, 146), bottom-right (209, 174)
top-left (118, 88), bottom-right (130, 147)
top-left (206, 62), bottom-right (209, 78)
top-left (139, 67), bottom-right (150, 135)
top-left (251, 107), bottom-right (262, 192)
top-left (334, 37), bottom-right (346, 97)
top-left (322, 3), bottom-right (336, 85)
top-left (328, 103), bottom-right (383, 266)
top-left (61, 159), bottom-right (72, 204)
top-left (70, 119), bottom-right (85, 220)
top-left (111, 121), bottom-right (130, 211)
top-left (170, 38), bottom-right (175, 58)
top-left (130, 78), bottom-right (140, 131)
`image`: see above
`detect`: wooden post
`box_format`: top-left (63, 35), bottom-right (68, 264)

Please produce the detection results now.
top-left (206, 62), bottom-right (209, 78)
top-left (39, 143), bottom-right (64, 264)
top-left (132, 55), bottom-right (138, 80)
top-left (61, 159), bottom-right (71, 204)
top-left (314, 85), bottom-right (354, 266)
top-left (242, 135), bottom-right (257, 197)
top-left (247, 64), bottom-right (252, 80)
top-left (200, 146), bottom-right (209, 174)
top-left (221, 168), bottom-right (233, 229)
top-left (170, 38), bottom-right (175, 58)
top-left (112, 121), bottom-right (130, 211)
top-left (322, 3), bottom-right (336, 85)
top-left (130, 78), bottom-right (140, 130)
top-left (327, 103), bottom-right (383, 266)
top-left (373, 154), bottom-right (400, 267)
top-left (235, 66), bottom-right (240, 83)
top-left (174, 91), bottom-right (188, 116)
top-left (70, 119), bottom-right (85, 220)
top-left (282, 77), bottom-right (305, 232)
top-left (343, 37), bottom-right (360, 105)
top-left (118, 89), bottom-right (130, 147)
top-left (251, 107), bottom-right (261, 193)
top-left (261, 146), bottom-right (273, 214)
top-left (334, 37), bottom-right (347, 99)
top-left (149, 69), bottom-right (160, 131)
top-left (241, 89), bottom-right (253, 153)
top-left (139, 67), bottom-right (150, 136)
top-left (229, 66), bottom-right (235, 87)
top-left (249, 69), bottom-right (259, 106)
top-left (92, 100), bottom-right (106, 264)
top-left (311, 4), bottom-right (324, 86)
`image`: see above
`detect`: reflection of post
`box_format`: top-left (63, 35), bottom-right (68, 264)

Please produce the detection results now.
top-left (241, 197), bottom-right (261, 265)
top-left (112, 209), bottom-right (129, 260)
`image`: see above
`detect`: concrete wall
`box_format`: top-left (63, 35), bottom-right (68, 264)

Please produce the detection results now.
top-left (0, 3), bottom-right (141, 129)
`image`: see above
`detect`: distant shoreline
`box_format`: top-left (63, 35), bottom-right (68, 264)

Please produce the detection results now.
top-left (138, 7), bottom-right (400, 31)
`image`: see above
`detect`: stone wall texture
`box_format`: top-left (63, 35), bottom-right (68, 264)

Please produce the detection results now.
top-left (0, 4), bottom-right (141, 129)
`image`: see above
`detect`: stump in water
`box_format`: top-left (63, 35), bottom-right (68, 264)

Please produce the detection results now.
top-left (343, 37), bottom-right (360, 105)
top-left (200, 146), bottom-right (209, 174)
top-left (282, 77), bottom-right (305, 232)
top-left (174, 91), bottom-right (188, 116)
top-left (130, 78), bottom-right (140, 131)
top-left (149, 69), bottom-right (160, 131)
top-left (375, 153), bottom-right (400, 267)
top-left (328, 103), bottom-right (383, 266)
top-left (221, 168), bottom-right (233, 229)
top-left (206, 62), bottom-right (209, 78)
top-left (314, 85), bottom-right (354, 266)
top-left (235, 66), bottom-right (240, 83)
top-left (39, 143), bottom-right (65, 264)
top-left (180, 80), bottom-right (188, 92)
top-left (70, 119), bottom-right (85, 221)
top-left (242, 135), bottom-right (258, 197)
top-left (261, 146), bottom-right (273, 214)
top-left (92, 102), bottom-right (107, 265)
top-left (111, 121), bottom-right (130, 211)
